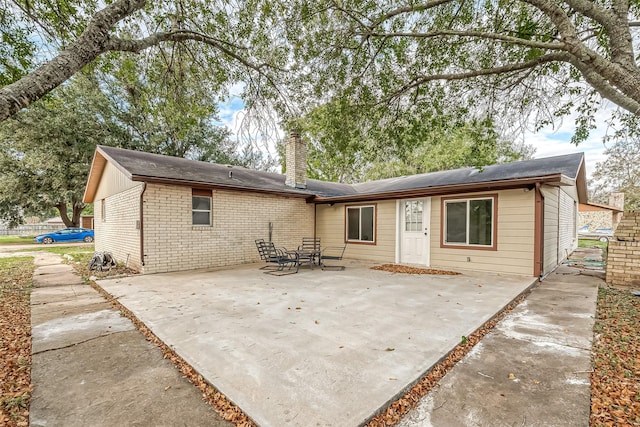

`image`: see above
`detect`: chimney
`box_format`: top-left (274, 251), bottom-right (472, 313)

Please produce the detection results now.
top-left (609, 192), bottom-right (624, 210)
top-left (609, 192), bottom-right (625, 230)
top-left (285, 129), bottom-right (307, 189)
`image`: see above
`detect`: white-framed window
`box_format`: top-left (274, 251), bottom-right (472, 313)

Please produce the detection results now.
top-left (443, 196), bottom-right (495, 248)
top-left (101, 199), bottom-right (106, 222)
top-left (192, 189), bottom-right (212, 226)
top-left (346, 205), bottom-right (375, 243)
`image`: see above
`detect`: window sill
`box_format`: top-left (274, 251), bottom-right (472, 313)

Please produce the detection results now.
top-left (441, 243), bottom-right (497, 251)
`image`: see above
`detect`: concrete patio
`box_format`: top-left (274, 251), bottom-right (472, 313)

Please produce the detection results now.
top-left (97, 261), bottom-right (535, 426)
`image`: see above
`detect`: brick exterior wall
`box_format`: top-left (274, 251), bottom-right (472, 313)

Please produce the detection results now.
top-left (141, 184), bottom-right (314, 274)
top-left (94, 184), bottom-right (143, 271)
top-left (606, 211), bottom-right (640, 289)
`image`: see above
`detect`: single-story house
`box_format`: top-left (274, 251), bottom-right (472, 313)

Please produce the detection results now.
top-left (83, 133), bottom-right (587, 278)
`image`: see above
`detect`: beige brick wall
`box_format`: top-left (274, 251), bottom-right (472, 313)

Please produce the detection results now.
top-left (94, 184), bottom-right (143, 271)
top-left (606, 211), bottom-right (640, 289)
top-left (141, 184), bottom-right (314, 274)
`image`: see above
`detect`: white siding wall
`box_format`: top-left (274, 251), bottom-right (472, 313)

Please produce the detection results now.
top-left (430, 189), bottom-right (535, 276)
top-left (94, 161), bottom-right (138, 200)
top-left (558, 188), bottom-right (578, 262)
top-left (315, 201), bottom-right (396, 263)
top-left (540, 184), bottom-right (579, 275)
top-left (541, 186), bottom-right (559, 275)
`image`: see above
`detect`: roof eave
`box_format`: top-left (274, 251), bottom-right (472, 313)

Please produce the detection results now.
top-left (311, 174), bottom-right (566, 203)
top-left (130, 175), bottom-right (313, 199)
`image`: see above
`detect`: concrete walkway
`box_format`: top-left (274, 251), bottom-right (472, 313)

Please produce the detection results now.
top-left (98, 262), bottom-right (535, 426)
top-left (398, 259), bottom-right (600, 426)
top-left (25, 250), bottom-right (231, 427)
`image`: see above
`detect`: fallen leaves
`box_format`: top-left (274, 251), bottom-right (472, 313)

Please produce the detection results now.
top-left (590, 286), bottom-right (640, 427)
top-left (89, 281), bottom-right (257, 426)
top-left (372, 264), bottom-right (461, 275)
top-left (0, 257), bottom-right (34, 427)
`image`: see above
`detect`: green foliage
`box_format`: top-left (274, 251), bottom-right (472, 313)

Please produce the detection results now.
top-left (0, 74), bottom-right (112, 227)
top-left (591, 114), bottom-right (640, 210)
top-left (0, 51), bottom-right (247, 226)
top-left (298, 98), bottom-right (533, 182)
top-left (0, 5), bottom-right (35, 86)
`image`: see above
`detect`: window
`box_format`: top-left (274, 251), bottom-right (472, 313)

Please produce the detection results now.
top-left (346, 205), bottom-right (375, 242)
top-left (404, 200), bottom-right (423, 232)
top-left (443, 196), bottom-right (495, 248)
top-left (192, 189), bottom-right (212, 226)
top-left (101, 199), bottom-right (106, 222)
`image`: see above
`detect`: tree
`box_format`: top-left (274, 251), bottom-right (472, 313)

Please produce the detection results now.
top-left (0, 0), bottom-right (284, 122)
top-left (590, 114), bottom-right (640, 210)
top-left (0, 75), bottom-right (116, 227)
top-left (298, 98), bottom-right (533, 183)
top-left (284, 0), bottom-right (640, 138)
top-left (0, 60), bottom-right (246, 227)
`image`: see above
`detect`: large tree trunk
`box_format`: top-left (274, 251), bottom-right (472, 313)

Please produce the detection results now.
top-left (0, 0), bottom-right (146, 122)
top-left (56, 202), bottom-right (85, 227)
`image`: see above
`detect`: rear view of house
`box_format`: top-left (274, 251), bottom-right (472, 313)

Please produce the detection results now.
top-left (83, 135), bottom-right (586, 278)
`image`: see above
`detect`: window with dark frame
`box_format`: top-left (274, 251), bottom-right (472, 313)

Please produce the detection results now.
top-left (443, 197), bottom-right (494, 247)
top-left (346, 205), bottom-right (375, 242)
top-left (192, 189), bottom-right (212, 226)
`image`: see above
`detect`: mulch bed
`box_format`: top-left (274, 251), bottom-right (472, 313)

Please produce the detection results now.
top-left (0, 257), bottom-right (33, 427)
top-left (590, 286), bottom-right (640, 427)
top-left (372, 264), bottom-right (461, 275)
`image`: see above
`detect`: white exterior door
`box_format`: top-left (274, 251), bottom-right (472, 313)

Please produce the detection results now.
top-left (400, 198), bottom-right (430, 265)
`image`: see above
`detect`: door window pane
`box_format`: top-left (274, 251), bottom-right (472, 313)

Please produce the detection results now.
top-left (405, 201), bottom-right (423, 232)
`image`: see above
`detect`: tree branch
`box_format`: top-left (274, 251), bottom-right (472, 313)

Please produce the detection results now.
top-left (0, 0), bottom-right (147, 122)
top-left (565, 55), bottom-right (640, 115)
top-left (387, 52), bottom-right (571, 100)
top-left (561, 0), bottom-right (615, 26)
top-left (107, 29), bottom-right (284, 74)
top-left (357, 29), bottom-right (565, 51)
top-left (370, 0), bottom-right (456, 28)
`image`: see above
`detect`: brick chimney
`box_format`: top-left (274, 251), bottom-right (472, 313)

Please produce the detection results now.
top-left (609, 192), bottom-right (625, 230)
top-left (285, 129), bottom-right (307, 189)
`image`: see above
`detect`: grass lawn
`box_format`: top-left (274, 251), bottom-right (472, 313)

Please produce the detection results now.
top-left (0, 236), bottom-right (35, 245)
top-left (0, 256), bottom-right (33, 427)
top-left (19, 245), bottom-right (94, 256)
top-left (579, 238), bottom-right (609, 253)
top-left (591, 287), bottom-right (640, 426)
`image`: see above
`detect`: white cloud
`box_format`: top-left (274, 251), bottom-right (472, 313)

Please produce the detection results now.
top-left (523, 105), bottom-right (616, 179)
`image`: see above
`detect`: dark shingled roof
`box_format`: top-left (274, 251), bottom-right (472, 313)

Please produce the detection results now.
top-left (93, 145), bottom-right (584, 201)
top-left (350, 152), bottom-right (584, 194)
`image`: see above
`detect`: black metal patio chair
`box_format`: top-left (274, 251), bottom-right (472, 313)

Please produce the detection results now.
top-left (320, 245), bottom-right (347, 270)
top-left (297, 237), bottom-right (321, 270)
top-left (255, 239), bottom-right (299, 275)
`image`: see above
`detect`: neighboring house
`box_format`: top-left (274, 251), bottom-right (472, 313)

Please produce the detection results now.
top-left (578, 194), bottom-right (624, 232)
top-left (83, 134), bottom-right (587, 278)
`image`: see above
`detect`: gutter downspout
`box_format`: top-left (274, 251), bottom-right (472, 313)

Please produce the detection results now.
top-left (534, 183), bottom-right (543, 279)
top-left (139, 183), bottom-right (147, 267)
